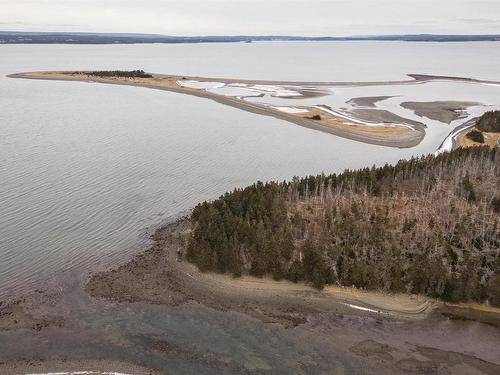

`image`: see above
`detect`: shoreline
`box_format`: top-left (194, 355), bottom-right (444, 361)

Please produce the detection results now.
top-left (438, 117), bottom-right (500, 151)
top-left (6, 71), bottom-right (454, 148)
top-left (84, 218), bottom-right (500, 328)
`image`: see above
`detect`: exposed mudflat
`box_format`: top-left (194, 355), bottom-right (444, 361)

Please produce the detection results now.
top-left (401, 101), bottom-right (478, 124)
top-left (0, 293), bottom-right (63, 332)
top-left (347, 96), bottom-right (394, 107)
top-left (350, 108), bottom-right (426, 129)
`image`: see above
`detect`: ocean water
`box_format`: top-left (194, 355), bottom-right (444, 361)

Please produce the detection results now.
top-left (1, 41), bottom-right (500, 374)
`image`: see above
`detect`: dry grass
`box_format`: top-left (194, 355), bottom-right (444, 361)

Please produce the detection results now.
top-left (298, 108), bottom-right (412, 136)
top-left (456, 127), bottom-right (500, 148)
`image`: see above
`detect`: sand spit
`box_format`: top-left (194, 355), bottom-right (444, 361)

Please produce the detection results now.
top-left (0, 359), bottom-right (160, 375)
top-left (401, 101), bottom-right (479, 124)
top-left (7, 70), bottom-right (463, 148)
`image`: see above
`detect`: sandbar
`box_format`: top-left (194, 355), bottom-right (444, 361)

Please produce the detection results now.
top-left (6, 71), bottom-right (442, 148)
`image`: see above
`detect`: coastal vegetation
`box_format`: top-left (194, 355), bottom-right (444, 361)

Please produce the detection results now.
top-left (466, 129), bottom-right (485, 143)
top-left (477, 110), bottom-right (500, 133)
top-left (80, 70), bottom-right (153, 78)
top-left (186, 147), bottom-right (500, 306)
top-left (307, 114), bottom-right (322, 120)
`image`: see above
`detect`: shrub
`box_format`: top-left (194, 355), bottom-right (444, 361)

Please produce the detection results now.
top-left (83, 70), bottom-right (153, 79)
top-left (466, 130), bottom-right (484, 143)
top-left (307, 114), bottom-right (322, 120)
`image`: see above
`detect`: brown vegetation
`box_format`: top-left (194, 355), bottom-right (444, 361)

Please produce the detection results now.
top-left (187, 147), bottom-right (500, 306)
top-left (477, 110), bottom-right (500, 133)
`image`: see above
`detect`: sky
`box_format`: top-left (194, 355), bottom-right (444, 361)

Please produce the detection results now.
top-left (1, 0), bottom-right (499, 36)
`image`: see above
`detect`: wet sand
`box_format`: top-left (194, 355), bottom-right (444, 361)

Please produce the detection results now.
top-left (6, 71), bottom-right (444, 148)
top-left (347, 96), bottom-right (394, 107)
top-left (401, 101), bottom-right (479, 124)
top-left (0, 300), bottom-right (61, 332)
top-left (350, 108), bottom-right (426, 129)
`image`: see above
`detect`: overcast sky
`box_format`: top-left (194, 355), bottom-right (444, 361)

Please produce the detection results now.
top-left (1, 0), bottom-right (499, 36)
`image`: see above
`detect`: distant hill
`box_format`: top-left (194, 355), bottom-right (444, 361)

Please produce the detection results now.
top-left (1, 31), bottom-right (499, 44)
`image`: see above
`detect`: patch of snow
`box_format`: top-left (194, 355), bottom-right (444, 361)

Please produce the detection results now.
top-left (249, 85), bottom-right (302, 97)
top-left (177, 80), bottom-right (225, 90)
top-left (271, 106), bottom-right (308, 114)
top-left (315, 106), bottom-right (386, 127)
top-left (26, 372), bottom-right (132, 375)
top-left (341, 303), bottom-right (388, 314)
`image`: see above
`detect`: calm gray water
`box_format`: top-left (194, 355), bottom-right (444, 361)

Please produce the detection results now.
top-left (1, 42), bottom-right (500, 298)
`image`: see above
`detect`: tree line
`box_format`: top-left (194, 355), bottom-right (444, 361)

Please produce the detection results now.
top-left (79, 70), bottom-right (153, 78)
top-left (477, 110), bottom-right (500, 133)
top-left (186, 147), bottom-right (500, 306)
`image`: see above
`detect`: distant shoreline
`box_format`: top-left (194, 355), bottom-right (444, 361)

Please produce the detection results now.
top-left (1, 32), bottom-right (500, 44)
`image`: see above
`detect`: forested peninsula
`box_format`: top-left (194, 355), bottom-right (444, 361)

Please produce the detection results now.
top-left (186, 147), bottom-right (500, 306)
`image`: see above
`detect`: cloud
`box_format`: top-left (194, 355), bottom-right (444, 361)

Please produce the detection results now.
top-left (1, 1), bottom-right (499, 35)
